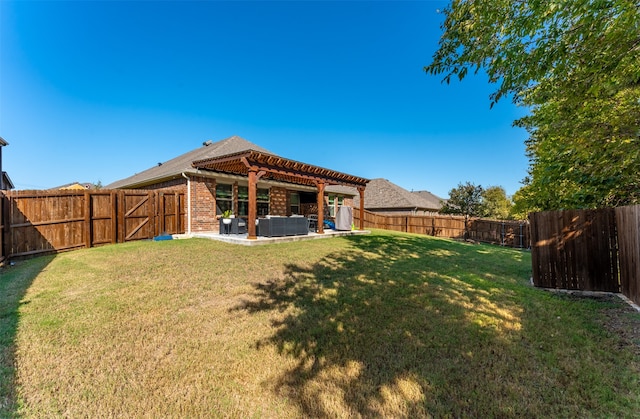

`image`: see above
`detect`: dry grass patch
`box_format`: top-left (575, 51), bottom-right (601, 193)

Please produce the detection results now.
top-left (1, 230), bottom-right (639, 417)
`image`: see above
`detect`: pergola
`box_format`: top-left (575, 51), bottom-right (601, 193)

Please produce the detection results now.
top-left (192, 150), bottom-right (369, 239)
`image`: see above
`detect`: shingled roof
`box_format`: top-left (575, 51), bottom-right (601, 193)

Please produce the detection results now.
top-left (106, 135), bottom-right (272, 189)
top-left (352, 178), bottom-right (443, 211)
top-left (412, 190), bottom-right (445, 209)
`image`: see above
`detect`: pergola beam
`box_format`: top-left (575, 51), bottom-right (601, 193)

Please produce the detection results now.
top-left (195, 150), bottom-right (368, 188)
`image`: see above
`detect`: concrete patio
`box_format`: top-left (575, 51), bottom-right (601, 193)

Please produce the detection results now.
top-left (177, 229), bottom-right (370, 246)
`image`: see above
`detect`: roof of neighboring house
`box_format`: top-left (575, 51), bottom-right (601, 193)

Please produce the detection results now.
top-left (2, 172), bottom-right (13, 190)
top-left (352, 178), bottom-right (443, 211)
top-left (55, 182), bottom-right (97, 190)
top-left (106, 135), bottom-right (272, 189)
top-left (412, 190), bottom-right (445, 208)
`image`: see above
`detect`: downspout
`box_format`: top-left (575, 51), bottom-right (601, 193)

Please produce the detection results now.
top-left (181, 173), bottom-right (192, 235)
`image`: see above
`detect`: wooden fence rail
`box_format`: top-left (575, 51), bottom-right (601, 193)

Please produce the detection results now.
top-left (1, 189), bottom-right (185, 260)
top-left (353, 209), bottom-right (530, 249)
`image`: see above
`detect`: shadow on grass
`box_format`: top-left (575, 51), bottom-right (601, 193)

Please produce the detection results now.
top-left (0, 255), bottom-right (55, 416)
top-left (237, 232), bottom-right (638, 417)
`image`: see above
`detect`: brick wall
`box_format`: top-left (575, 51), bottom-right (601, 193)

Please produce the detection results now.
top-left (190, 176), bottom-right (217, 232)
top-left (270, 187), bottom-right (287, 216)
top-left (143, 177), bottom-right (187, 193)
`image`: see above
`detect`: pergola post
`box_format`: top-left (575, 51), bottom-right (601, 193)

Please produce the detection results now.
top-left (317, 181), bottom-right (325, 234)
top-left (358, 186), bottom-right (366, 230)
top-left (247, 168), bottom-right (258, 239)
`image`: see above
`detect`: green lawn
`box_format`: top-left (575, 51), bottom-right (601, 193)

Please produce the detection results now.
top-left (1, 229), bottom-right (639, 417)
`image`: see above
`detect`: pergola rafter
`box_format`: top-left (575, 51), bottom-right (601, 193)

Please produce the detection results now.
top-left (192, 149), bottom-right (369, 239)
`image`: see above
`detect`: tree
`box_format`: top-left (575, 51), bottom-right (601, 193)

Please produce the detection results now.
top-left (514, 88), bottom-right (640, 210)
top-left (440, 182), bottom-right (484, 239)
top-left (440, 182), bottom-right (484, 218)
top-left (482, 186), bottom-right (513, 220)
top-left (426, 0), bottom-right (640, 212)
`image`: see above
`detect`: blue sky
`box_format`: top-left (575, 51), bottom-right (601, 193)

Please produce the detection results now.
top-left (1, 0), bottom-right (529, 198)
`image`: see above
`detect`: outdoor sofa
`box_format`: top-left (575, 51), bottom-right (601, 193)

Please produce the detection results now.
top-left (257, 216), bottom-right (309, 237)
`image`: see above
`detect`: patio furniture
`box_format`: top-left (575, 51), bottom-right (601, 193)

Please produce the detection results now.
top-left (257, 216), bottom-right (309, 237)
top-left (307, 214), bottom-right (318, 232)
top-left (221, 217), bottom-right (232, 234)
top-left (237, 218), bottom-right (247, 234)
top-left (219, 217), bottom-right (247, 234)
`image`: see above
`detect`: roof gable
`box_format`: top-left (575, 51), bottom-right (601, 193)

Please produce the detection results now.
top-left (107, 135), bottom-right (272, 188)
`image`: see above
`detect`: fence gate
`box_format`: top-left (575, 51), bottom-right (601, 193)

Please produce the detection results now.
top-left (0, 189), bottom-right (184, 261)
top-left (119, 191), bottom-right (155, 242)
top-left (156, 191), bottom-right (184, 235)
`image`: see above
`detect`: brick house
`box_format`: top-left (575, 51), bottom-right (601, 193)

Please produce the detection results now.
top-left (107, 136), bottom-right (369, 238)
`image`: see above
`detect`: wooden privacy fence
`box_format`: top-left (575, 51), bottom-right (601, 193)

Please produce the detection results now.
top-left (529, 208), bottom-right (618, 292)
top-left (530, 205), bottom-right (640, 306)
top-left (1, 189), bottom-right (185, 261)
top-left (353, 209), bottom-right (529, 248)
top-left (616, 205), bottom-right (640, 306)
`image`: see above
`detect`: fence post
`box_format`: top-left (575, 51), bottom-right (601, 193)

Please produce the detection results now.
top-left (157, 192), bottom-right (165, 235)
top-left (111, 191), bottom-right (117, 244)
top-left (7, 193), bottom-right (14, 259)
top-left (150, 191), bottom-right (156, 238)
top-left (84, 190), bottom-right (92, 248)
top-left (117, 190), bottom-right (125, 243)
top-left (0, 192), bottom-right (6, 263)
top-left (173, 192), bottom-right (178, 233)
top-left (519, 223), bottom-right (523, 249)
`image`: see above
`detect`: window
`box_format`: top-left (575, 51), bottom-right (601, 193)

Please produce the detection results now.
top-left (290, 193), bottom-right (300, 215)
top-left (238, 186), bottom-right (249, 217)
top-left (257, 188), bottom-right (269, 216)
top-left (328, 195), bottom-right (344, 217)
top-left (236, 186), bottom-right (270, 217)
top-left (216, 184), bottom-right (233, 215)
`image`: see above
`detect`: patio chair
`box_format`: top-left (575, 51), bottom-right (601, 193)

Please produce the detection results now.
top-left (308, 214), bottom-right (318, 232)
top-left (237, 218), bottom-right (247, 234)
